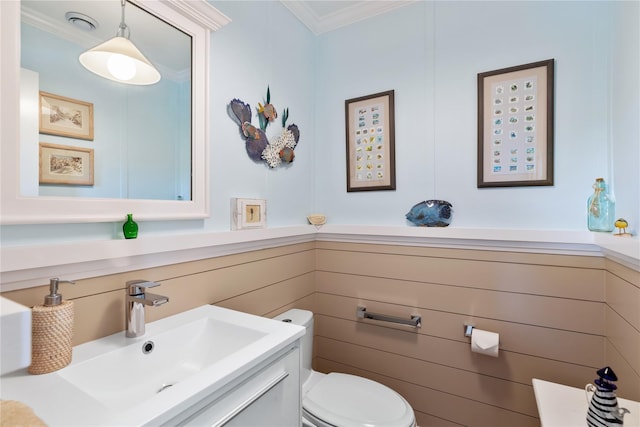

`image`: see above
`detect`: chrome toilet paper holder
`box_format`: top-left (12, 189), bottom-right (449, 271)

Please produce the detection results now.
top-left (464, 324), bottom-right (474, 337)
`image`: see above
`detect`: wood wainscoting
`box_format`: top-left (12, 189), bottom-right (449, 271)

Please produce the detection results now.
top-left (3, 239), bottom-right (638, 426)
top-left (2, 242), bottom-right (316, 346)
top-left (604, 258), bottom-right (640, 401)
top-left (313, 241), bottom-right (621, 427)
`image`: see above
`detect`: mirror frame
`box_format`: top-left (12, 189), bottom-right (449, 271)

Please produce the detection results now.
top-left (0, 0), bottom-right (230, 224)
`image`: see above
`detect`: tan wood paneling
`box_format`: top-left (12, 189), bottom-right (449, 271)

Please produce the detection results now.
top-left (317, 359), bottom-right (540, 427)
top-left (314, 311), bottom-right (596, 387)
top-left (133, 242), bottom-right (316, 284)
top-left (216, 273), bottom-right (314, 316)
top-left (264, 293), bottom-right (317, 319)
top-left (313, 243), bottom-right (609, 426)
top-left (5, 239), bottom-right (638, 425)
top-left (316, 271), bottom-right (605, 334)
top-left (606, 307), bottom-right (640, 376)
top-left (315, 241), bottom-right (606, 269)
top-left (604, 261), bottom-right (640, 402)
top-left (314, 291), bottom-right (605, 368)
top-left (165, 250), bottom-right (315, 303)
top-left (606, 271), bottom-right (640, 331)
top-left (414, 411), bottom-right (464, 427)
top-left (3, 244), bottom-right (315, 345)
top-left (316, 248), bottom-right (605, 301)
top-left (315, 335), bottom-right (538, 416)
top-left (3, 243), bottom-right (315, 307)
top-left (605, 340), bottom-right (640, 401)
top-left (605, 258), bottom-right (640, 288)
top-left (72, 289), bottom-right (123, 345)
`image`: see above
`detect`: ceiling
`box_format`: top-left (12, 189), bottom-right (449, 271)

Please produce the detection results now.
top-left (281, 1), bottom-right (416, 34)
top-left (20, 0), bottom-right (416, 74)
top-left (21, 0), bottom-right (191, 78)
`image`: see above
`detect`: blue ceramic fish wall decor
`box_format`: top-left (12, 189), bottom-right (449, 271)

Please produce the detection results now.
top-left (406, 200), bottom-right (453, 227)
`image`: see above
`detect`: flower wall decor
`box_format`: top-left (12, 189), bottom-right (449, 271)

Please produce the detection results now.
top-left (229, 86), bottom-right (300, 168)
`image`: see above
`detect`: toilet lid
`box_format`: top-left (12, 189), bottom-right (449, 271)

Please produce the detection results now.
top-left (303, 373), bottom-right (415, 427)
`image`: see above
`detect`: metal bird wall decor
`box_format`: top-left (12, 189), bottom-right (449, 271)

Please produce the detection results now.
top-left (406, 200), bottom-right (453, 227)
top-left (228, 86), bottom-right (300, 168)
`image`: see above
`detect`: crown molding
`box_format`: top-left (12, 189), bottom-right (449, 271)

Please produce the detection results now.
top-left (281, 1), bottom-right (415, 35)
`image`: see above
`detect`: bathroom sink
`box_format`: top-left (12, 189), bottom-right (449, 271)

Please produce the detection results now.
top-left (0, 304), bottom-right (304, 426)
top-left (58, 316), bottom-right (266, 410)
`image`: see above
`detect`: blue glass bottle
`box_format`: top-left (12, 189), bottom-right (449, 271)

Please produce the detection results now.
top-left (587, 178), bottom-right (615, 232)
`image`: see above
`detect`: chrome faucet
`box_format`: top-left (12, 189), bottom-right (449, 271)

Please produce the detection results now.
top-left (125, 280), bottom-right (169, 338)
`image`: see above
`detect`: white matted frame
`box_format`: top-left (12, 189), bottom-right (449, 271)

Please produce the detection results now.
top-left (231, 198), bottom-right (267, 230)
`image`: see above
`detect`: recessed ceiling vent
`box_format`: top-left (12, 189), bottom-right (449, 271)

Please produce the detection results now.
top-left (65, 12), bottom-right (99, 31)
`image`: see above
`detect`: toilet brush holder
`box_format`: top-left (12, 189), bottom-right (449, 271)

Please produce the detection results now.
top-left (29, 301), bottom-right (74, 375)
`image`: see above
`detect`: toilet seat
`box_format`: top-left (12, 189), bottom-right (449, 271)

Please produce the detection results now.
top-left (303, 373), bottom-right (415, 427)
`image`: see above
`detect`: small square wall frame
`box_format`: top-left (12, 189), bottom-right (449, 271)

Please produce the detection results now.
top-left (231, 198), bottom-right (267, 230)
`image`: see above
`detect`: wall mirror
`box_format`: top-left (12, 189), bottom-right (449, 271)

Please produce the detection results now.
top-left (0, 0), bottom-right (230, 224)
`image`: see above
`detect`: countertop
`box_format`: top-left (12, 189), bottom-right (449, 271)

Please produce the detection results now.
top-left (533, 378), bottom-right (640, 427)
top-left (0, 306), bottom-right (304, 426)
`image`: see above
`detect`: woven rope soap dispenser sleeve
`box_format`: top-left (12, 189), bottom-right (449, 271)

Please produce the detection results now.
top-left (29, 300), bottom-right (74, 374)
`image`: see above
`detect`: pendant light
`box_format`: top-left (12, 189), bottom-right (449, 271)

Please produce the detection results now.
top-left (79, 0), bottom-right (160, 85)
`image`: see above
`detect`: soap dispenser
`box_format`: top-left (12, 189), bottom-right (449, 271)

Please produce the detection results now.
top-left (29, 278), bottom-right (75, 375)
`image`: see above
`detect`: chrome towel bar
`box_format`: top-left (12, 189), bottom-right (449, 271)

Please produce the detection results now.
top-left (356, 306), bottom-right (421, 328)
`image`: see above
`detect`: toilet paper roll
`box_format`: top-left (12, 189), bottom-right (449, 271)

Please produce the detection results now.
top-left (471, 328), bottom-right (499, 357)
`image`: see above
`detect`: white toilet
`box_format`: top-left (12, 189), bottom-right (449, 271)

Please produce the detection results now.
top-left (274, 309), bottom-right (416, 427)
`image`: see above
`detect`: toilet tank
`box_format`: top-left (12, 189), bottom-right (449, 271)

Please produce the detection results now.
top-left (273, 309), bottom-right (313, 382)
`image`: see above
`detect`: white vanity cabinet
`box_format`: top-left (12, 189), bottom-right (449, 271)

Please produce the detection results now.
top-left (166, 344), bottom-right (301, 427)
top-left (0, 305), bottom-right (304, 427)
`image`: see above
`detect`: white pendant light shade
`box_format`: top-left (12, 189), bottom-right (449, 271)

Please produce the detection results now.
top-left (80, 36), bottom-right (160, 85)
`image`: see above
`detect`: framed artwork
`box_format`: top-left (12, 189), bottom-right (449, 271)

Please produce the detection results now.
top-left (39, 142), bottom-right (94, 185)
top-left (231, 198), bottom-right (267, 230)
top-left (39, 91), bottom-right (94, 140)
top-left (477, 59), bottom-right (554, 188)
top-left (345, 90), bottom-right (396, 192)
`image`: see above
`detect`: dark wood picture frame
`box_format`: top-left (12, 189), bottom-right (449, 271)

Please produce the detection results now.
top-left (345, 90), bottom-right (396, 192)
top-left (477, 59), bottom-right (554, 188)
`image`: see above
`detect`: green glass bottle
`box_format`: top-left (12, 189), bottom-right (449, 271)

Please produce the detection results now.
top-left (123, 213), bottom-right (138, 239)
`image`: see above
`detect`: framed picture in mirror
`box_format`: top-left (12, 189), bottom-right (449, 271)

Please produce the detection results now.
top-left (39, 142), bottom-right (94, 186)
top-left (39, 91), bottom-right (94, 141)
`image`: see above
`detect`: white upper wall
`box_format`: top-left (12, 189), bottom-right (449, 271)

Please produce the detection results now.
top-left (207, 0), bottom-right (316, 229)
top-left (1, 0), bottom-right (637, 247)
top-left (610, 0), bottom-right (640, 234)
top-left (314, 1), bottom-right (637, 231)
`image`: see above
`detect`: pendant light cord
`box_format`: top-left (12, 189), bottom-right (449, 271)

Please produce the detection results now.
top-left (116, 0), bottom-right (130, 39)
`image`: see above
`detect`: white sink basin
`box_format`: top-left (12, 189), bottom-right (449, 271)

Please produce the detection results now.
top-left (0, 304), bottom-right (304, 426)
top-left (58, 316), bottom-right (266, 410)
